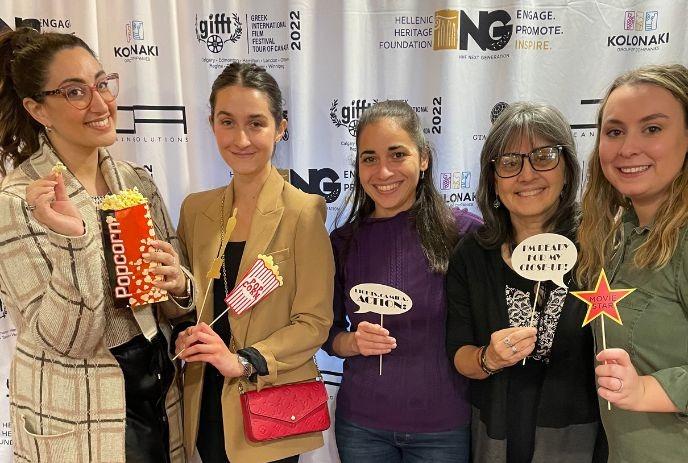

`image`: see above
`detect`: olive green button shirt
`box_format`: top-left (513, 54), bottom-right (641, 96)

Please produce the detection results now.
top-left (594, 213), bottom-right (688, 463)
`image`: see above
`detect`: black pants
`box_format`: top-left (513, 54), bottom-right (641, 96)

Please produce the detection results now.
top-left (111, 333), bottom-right (175, 463)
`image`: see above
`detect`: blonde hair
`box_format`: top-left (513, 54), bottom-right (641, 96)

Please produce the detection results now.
top-left (577, 64), bottom-right (688, 287)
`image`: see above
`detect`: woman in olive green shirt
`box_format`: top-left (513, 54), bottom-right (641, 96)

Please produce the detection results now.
top-left (577, 64), bottom-right (688, 463)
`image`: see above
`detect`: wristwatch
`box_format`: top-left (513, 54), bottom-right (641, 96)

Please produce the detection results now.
top-left (237, 354), bottom-right (256, 378)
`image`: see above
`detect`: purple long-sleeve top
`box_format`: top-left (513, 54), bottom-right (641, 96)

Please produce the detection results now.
top-left (323, 209), bottom-right (481, 432)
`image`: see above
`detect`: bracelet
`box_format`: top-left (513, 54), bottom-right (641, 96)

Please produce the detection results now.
top-left (479, 345), bottom-right (502, 376)
top-left (171, 276), bottom-right (191, 303)
top-left (237, 354), bottom-right (256, 378)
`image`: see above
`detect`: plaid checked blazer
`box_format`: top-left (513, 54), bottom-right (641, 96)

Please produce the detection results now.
top-left (0, 140), bottom-right (192, 463)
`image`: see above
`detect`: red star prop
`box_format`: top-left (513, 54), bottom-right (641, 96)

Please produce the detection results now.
top-left (571, 269), bottom-right (635, 327)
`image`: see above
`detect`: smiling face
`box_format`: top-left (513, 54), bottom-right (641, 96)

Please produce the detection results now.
top-left (357, 118), bottom-right (428, 218)
top-left (23, 46), bottom-right (117, 153)
top-left (211, 85), bottom-right (286, 179)
top-left (494, 134), bottom-right (566, 231)
top-left (599, 83), bottom-right (688, 217)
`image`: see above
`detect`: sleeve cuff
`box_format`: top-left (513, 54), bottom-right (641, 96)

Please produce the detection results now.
top-left (45, 222), bottom-right (92, 248)
top-left (238, 347), bottom-right (269, 382)
top-left (651, 366), bottom-right (688, 412)
top-left (251, 342), bottom-right (278, 389)
top-left (167, 266), bottom-right (196, 311)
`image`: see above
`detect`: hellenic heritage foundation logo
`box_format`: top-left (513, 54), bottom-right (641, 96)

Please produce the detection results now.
top-left (195, 13), bottom-right (242, 53)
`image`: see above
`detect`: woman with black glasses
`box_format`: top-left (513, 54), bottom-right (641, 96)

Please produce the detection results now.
top-left (445, 102), bottom-right (604, 462)
top-left (0, 28), bottom-right (192, 462)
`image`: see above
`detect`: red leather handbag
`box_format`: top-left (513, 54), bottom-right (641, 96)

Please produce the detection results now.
top-left (240, 378), bottom-right (330, 442)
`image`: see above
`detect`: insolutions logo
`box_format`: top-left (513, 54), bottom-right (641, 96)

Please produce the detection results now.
top-left (116, 105), bottom-right (189, 143)
top-left (195, 13), bottom-right (242, 53)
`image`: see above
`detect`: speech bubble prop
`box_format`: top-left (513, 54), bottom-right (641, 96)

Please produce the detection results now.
top-left (511, 233), bottom-right (577, 288)
top-left (350, 283), bottom-right (412, 315)
top-left (350, 283), bottom-right (413, 375)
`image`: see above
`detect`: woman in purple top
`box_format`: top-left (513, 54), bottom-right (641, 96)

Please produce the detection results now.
top-left (323, 100), bottom-right (481, 463)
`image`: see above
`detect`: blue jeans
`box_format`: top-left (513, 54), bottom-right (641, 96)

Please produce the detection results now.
top-left (335, 416), bottom-right (470, 463)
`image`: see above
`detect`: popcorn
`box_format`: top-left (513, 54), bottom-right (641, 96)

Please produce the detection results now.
top-left (101, 187), bottom-right (147, 211)
top-left (51, 161), bottom-right (66, 175)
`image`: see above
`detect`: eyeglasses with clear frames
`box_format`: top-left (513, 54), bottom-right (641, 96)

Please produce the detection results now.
top-left (491, 145), bottom-right (563, 178)
top-left (33, 73), bottom-right (119, 110)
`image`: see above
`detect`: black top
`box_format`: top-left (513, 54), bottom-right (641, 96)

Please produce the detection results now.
top-left (197, 241), bottom-right (245, 463)
top-left (502, 260), bottom-right (552, 461)
top-left (445, 233), bottom-right (599, 440)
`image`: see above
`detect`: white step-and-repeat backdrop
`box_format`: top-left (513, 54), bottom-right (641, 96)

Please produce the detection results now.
top-left (1, 1), bottom-right (686, 461)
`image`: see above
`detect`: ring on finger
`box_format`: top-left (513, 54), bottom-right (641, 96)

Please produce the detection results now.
top-left (511, 345), bottom-right (518, 354)
top-left (26, 204), bottom-right (37, 212)
top-left (503, 337), bottom-right (512, 347)
top-left (611, 378), bottom-right (624, 393)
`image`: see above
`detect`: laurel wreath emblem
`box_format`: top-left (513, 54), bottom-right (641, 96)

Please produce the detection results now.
top-left (228, 13), bottom-right (242, 43)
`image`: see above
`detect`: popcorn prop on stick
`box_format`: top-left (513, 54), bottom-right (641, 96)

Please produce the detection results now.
top-left (217, 254), bottom-right (283, 322)
top-left (196, 209), bottom-right (238, 323)
top-left (172, 209), bottom-right (239, 361)
top-left (100, 188), bottom-right (168, 308)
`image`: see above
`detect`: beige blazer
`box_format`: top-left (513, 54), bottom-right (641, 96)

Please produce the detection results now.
top-left (178, 166), bottom-right (335, 463)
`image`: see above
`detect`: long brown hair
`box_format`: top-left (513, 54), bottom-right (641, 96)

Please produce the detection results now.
top-left (0, 28), bottom-right (96, 175)
top-left (576, 64), bottom-right (688, 287)
top-left (336, 100), bottom-right (458, 273)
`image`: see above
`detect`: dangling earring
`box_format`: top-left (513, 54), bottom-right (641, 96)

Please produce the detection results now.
top-left (560, 184), bottom-right (567, 199)
top-left (420, 170), bottom-right (425, 180)
top-left (493, 196), bottom-right (501, 209)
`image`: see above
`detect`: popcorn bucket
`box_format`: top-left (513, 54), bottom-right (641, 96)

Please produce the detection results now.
top-left (100, 189), bottom-right (168, 308)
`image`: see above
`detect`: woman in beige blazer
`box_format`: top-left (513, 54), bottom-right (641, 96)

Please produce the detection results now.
top-left (0, 29), bottom-right (193, 462)
top-left (175, 62), bottom-right (334, 463)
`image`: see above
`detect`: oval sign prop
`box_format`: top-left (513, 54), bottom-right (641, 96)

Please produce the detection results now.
top-left (350, 283), bottom-right (413, 315)
top-left (511, 233), bottom-right (578, 288)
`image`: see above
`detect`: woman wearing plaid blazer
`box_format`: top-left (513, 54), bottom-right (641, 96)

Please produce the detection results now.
top-left (0, 28), bottom-right (194, 462)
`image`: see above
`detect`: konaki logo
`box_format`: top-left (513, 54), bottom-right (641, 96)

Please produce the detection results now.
top-left (114, 20), bottom-right (159, 62)
top-left (608, 10), bottom-right (667, 50)
top-left (440, 171), bottom-right (471, 190)
top-left (433, 9), bottom-right (512, 51)
top-left (195, 13), bottom-right (242, 53)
